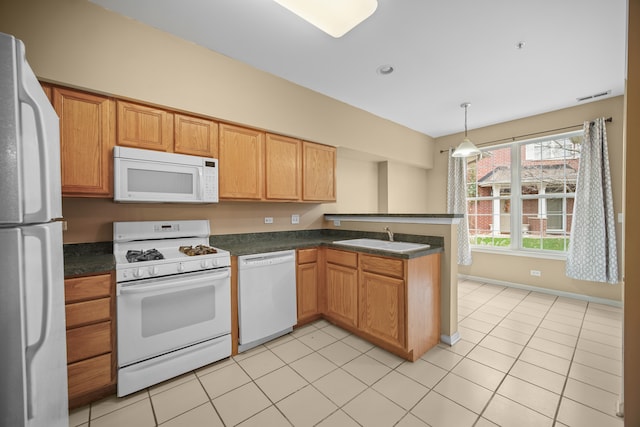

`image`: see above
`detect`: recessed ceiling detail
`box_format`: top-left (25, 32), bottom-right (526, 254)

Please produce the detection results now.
top-left (376, 65), bottom-right (394, 75)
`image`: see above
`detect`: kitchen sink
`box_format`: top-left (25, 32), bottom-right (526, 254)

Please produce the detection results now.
top-left (332, 238), bottom-right (431, 253)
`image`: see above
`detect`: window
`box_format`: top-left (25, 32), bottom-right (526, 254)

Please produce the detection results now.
top-left (466, 131), bottom-right (582, 253)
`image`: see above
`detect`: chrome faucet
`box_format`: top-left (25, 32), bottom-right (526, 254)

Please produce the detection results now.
top-left (384, 226), bottom-right (394, 242)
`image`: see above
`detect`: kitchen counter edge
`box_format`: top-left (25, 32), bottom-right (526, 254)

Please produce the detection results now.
top-left (63, 230), bottom-right (444, 277)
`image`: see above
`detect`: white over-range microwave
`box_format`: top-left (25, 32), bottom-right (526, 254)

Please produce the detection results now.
top-left (114, 146), bottom-right (218, 203)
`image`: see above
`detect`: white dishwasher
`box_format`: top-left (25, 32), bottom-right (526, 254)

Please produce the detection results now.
top-left (237, 250), bottom-right (297, 352)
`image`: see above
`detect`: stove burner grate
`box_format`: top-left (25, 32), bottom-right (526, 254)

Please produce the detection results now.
top-left (126, 249), bottom-right (165, 263)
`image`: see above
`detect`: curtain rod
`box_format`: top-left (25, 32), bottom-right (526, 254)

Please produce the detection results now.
top-left (439, 116), bottom-right (613, 154)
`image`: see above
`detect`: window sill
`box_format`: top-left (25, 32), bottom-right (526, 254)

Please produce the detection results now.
top-left (471, 246), bottom-right (568, 261)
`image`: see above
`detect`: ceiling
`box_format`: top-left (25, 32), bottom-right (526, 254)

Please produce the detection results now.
top-left (89, 0), bottom-right (627, 138)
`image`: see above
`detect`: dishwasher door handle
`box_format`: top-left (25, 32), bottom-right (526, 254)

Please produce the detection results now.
top-left (241, 252), bottom-right (295, 267)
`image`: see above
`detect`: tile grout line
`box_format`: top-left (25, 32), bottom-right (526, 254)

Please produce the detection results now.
top-left (464, 282), bottom-right (561, 426)
top-left (550, 299), bottom-right (589, 426)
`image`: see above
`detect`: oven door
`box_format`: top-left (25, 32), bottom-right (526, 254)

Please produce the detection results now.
top-left (117, 268), bottom-right (230, 367)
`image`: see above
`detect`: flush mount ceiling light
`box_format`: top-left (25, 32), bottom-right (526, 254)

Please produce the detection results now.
top-left (273, 0), bottom-right (378, 38)
top-left (452, 103), bottom-right (481, 158)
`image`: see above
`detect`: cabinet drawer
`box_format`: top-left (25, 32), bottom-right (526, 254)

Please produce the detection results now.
top-left (67, 321), bottom-right (112, 364)
top-left (297, 248), bottom-right (318, 264)
top-left (65, 274), bottom-right (111, 303)
top-left (326, 249), bottom-right (358, 268)
top-left (360, 254), bottom-right (404, 279)
top-left (66, 297), bottom-right (111, 329)
top-left (67, 353), bottom-right (112, 399)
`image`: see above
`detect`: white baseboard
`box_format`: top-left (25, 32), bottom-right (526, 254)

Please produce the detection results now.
top-left (458, 274), bottom-right (622, 308)
top-left (440, 332), bottom-right (461, 346)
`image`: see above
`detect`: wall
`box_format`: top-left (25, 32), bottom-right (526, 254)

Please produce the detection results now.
top-left (0, 0), bottom-right (433, 242)
top-left (0, 0), bottom-right (433, 169)
top-left (624, 0), bottom-right (640, 424)
top-left (427, 96), bottom-right (625, 302)
top-left (378, 162), bottom-right (430, 213)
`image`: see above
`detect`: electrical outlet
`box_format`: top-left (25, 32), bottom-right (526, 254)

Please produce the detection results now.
top-left (291, 214), bottom-right (300, 224)
top-left (333, 220), bottom-right (341, 226)
top-left (264, 217), bottom-right (273, 224)
top-left (61, 221), bottom-right (68, 231)
top-left (530, 270), bottom-right (541, 277)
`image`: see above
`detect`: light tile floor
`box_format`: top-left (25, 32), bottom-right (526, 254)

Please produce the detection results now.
top-left (69, 279), bottom-right (624, 426)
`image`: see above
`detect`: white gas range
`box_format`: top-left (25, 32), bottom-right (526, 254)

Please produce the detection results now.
top-left (113, 220), bottom-right (232, 397)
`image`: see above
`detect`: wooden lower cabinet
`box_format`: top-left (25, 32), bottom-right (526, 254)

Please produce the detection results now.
top-left (322, 248), bottom-right (440, 361)
top-left (359, 270), bottom-right (405, 349)
top-left (296, 248), bottom-right (321, 325)
top-left (324, 249), bottom-right (359, 328)
top-left (64, 273), bottom-right (116, 408)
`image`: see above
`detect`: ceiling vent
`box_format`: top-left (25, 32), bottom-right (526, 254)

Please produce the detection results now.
top-left (576, 90), bottom-right (611, 102)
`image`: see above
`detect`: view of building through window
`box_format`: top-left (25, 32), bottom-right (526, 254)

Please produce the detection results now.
top-left (466, 131), bottom-right (583, 252)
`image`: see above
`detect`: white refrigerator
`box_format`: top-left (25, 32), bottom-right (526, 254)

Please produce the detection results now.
top-left (0, 32), bottom-right (69, 427)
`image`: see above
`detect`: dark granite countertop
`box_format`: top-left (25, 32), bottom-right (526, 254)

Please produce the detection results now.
top-left (63, 230), bottom-right (444, 278)
top-left (63, 242), bottom-right (114, 278)
top-left (211, 229), bottom-right (443, 259)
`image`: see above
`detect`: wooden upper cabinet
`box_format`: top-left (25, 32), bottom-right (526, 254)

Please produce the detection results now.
top-left (53, 87), bottom-right (115, 197)
top-left (174, 113), bottom-right (219, 158)
top-left (303, 141), bottom-right (336, 201)
top-left (219, 123), bottom-right (265, 200)
top-left (265, 133), bottom-right (301, 200)
top-left (116, 100), bottom-right (173, 151)
top-left (40, 82), bottom-right (52, 102)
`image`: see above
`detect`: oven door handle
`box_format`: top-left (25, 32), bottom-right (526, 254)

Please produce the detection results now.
top-left (118, 269), bottom-right (230, 296)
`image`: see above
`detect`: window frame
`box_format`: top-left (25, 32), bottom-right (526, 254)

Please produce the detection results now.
top-left (466, 130), bottom-right (582, 256)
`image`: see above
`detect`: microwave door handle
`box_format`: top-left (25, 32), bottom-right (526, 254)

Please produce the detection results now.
top-left (198, 168), bottom-right (204, 200)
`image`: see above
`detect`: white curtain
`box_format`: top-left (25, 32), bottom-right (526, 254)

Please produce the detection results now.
top-left (447, 150), bottom-right (472, 265)
top-left (566, 117), bottom-right (618, 284)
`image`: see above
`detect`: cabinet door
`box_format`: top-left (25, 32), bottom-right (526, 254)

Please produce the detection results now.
top-left (297, 261), bottom-right (318, 323)
top-left (359, 271), bottom-right (405, 349)
top-left (40, 82), bottom-right (52, 102)
top-left (265, 133), bottom-right (301, 200)
top-left (67, 353), bottom-right (112, 403)
top-left (302, 141), bottom-right (336, 201)
top-left (66, 321), bottom-right (112, 364)
top-left (117, 100), bottom-right (173, 151)
top-left (174, 113), bottom-right (219, 157)
top-left (53, 88), bottom-right (115, 197)
top-left (325, 263), bottom-right (358, 328)
top-left (219, 123), bottom-right (264, 199)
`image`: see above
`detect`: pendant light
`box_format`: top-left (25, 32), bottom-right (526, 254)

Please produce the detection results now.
top-left (452, 102), bottom-right (481, 157)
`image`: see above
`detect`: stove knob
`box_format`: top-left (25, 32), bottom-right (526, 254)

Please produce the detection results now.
top-left (133, 268), bottom-right (144, 278)
top-left (149, 266), bottom-right (159, 276)
top-left (200, 260), bottom-right (209, 268)
top-left (177, 263), bottom-right (185, 273)
top-left (212, 259), bottom-right (219, 267)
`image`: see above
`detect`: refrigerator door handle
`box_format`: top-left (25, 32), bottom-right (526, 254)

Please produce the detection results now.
top-left (23, 226), bottom-right (52, 420)
top-left (17, 66), bottom-right (52, 223)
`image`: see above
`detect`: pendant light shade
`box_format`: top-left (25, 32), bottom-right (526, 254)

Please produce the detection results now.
top-left (273, 0), bottom-right (378, 38)
top-left (452, 103), bottom-right (481, 158)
